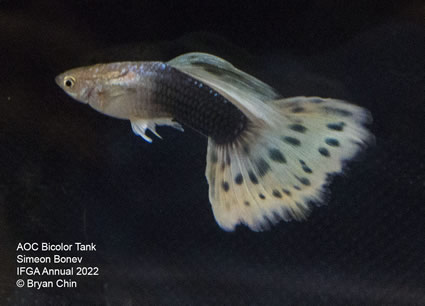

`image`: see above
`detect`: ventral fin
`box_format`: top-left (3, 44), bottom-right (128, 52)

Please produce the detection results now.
top-left (130, 117), bottom-right (184, 143)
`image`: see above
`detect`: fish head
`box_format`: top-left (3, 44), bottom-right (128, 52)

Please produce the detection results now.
top-left (56, 63), bottom-right (141, 119)
top-left (55, 65), bottom-right (101, 104)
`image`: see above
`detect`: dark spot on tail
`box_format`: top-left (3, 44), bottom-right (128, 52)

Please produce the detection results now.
top-left (302, 165), bottom-right (313, 173)
top-left (272, 190), bottom-right (282, 198)
top-left (222, 181), bottom-right (229, 192)
top-left (282, 136), bottom-right (301, 146)
top-left (299, 160), bottom-right (313, 174)
top-left (256, 158), bottom-right (271, 177)
top-left (292, 106), bottom-right (305, 113)
top-left (327, 122), bottom-right (345, 131)
top-left (243, 144), bottom-right (250, 154)
top-left (235, 173), bottom-right (243, 185)
top-left (325, 138), bottom-right (340, 147)
top-left (248, 171), bottom-right (259, 184)
top-left (244, 201), bottom-right (250, 206)
top-left (296, 176), bottom-right (311, 186)
top-left (288, 124), bottom-right (307, 133)
top-left (318, 147), bottom-right (330, 157)
top-left (282, 189), bottom-right (291, 196)
top-left (269, 148), bottom-right (286, 163)
top-left (259, 193), bottom-right (266, 200)
top-left (293, 185), bottom-right (301, 190)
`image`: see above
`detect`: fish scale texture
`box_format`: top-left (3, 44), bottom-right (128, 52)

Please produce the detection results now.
top-left (154, 64), bottom-right (248, 143)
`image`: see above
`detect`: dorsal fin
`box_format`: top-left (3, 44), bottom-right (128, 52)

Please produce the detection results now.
top-left (168, 53), bottom-right (282, 122)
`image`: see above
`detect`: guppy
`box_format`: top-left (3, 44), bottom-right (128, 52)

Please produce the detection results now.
top-left (56, 52), bottom-right (373, 231)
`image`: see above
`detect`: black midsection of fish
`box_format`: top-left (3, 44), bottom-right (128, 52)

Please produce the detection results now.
top-left (149, 63), bottom-right (248, 144)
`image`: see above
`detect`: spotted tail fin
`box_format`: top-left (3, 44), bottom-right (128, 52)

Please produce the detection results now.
top-left (205, 96), bottom-right (373, 231)
top-left (169, 53), bottom-right (373, 231)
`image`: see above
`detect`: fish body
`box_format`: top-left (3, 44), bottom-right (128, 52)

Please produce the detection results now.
top-left (56, 53), bottom-right (374, 231)
top-left (56, 62), bottom-right (247, 143)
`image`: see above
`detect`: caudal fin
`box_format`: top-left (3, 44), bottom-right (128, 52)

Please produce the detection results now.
top-left (205, 96), bottom-right (373, 231)
top-left (169, 53), bottom-right (373, 231)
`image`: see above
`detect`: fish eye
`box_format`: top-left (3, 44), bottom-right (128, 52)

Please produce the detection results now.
top-left (64, 76), bottom-right (76, 88)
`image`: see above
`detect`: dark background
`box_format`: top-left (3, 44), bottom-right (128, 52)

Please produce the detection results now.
top-left (1, 1), bottom-right (424, 305)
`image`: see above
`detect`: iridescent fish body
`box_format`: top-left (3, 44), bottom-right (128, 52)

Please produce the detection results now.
top-left (56, 53), bottom-right (374, 231)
